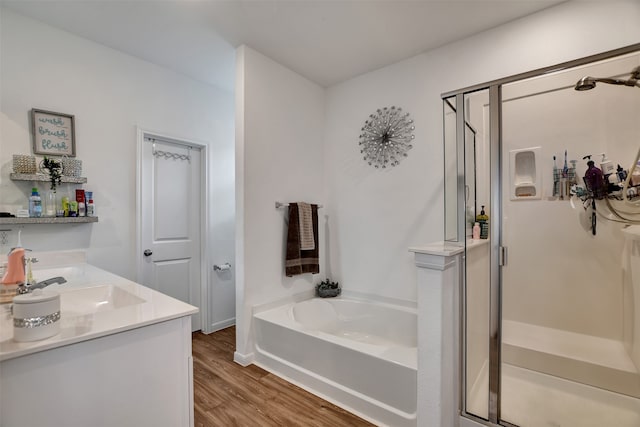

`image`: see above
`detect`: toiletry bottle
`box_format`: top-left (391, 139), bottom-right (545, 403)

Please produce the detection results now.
top-left (0, 247), bottom-right (25, 304)
top-left (76, 189), bottom-right (86, 217)
top-left (617, 164), bottom-right (627, 183)
top-left (476, 205), bottom-right (489, 239)
top-left (69, 201), bottom-right (78, 217)
top-left (631, 160), bottom-right (640, 187)
top-left (600, 153), bottom-right (615, 177)
top-left (472, 222), bottom-right (481, 240)
top-left (1, 247), bottom-right (25, 285)
top-left (87, 199), bottom-right (94, 217)
top-left (61, 196), bottom-right (69, 217)
top-left (584, 155), bottom-right (605, 198)
top-left (29, 188), bottom-right (42, 218)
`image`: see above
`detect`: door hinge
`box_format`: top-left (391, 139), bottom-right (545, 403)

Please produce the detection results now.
top-left (499, 246), bottom-right (508, 266)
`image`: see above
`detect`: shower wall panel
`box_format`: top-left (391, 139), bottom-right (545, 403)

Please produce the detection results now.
top-left (500, 55), bottom-right (640, 340)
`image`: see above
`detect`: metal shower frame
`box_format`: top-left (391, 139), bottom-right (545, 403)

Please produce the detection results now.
top-left (442, 42), bottom-right (640, 427)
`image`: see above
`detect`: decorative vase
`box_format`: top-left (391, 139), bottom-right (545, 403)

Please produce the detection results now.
top-left (45, 191), bottom-right (58, 218)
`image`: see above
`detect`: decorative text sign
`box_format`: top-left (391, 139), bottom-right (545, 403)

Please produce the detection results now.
top-left (31, 109), bottom-right (76, 157)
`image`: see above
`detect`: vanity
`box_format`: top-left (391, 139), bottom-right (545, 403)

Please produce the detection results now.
top-left (0, 251), bottom-right (198, 427)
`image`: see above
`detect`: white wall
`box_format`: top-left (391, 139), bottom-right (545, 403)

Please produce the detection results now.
top-left (323, 0), bottom-right (640, 305)
top-left (500, 55), bottom-right (640, 339)
top-left (0, 9), bottom-right (236, 331)
top-left (324, 53), bottom-right (440, 302)
top-left (235, 45), bottom-right (325, 357)
top-left (234, 0), bottom-right (640, 358)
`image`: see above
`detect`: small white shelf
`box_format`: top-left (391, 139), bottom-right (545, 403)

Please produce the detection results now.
top-left (0, 217), bottom-right (98, 225)
top-left (10, 173), bottom-right (87, 184)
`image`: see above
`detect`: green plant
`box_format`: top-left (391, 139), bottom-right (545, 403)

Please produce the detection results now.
top-left (316, 278), bottom-right (340, 291)
top-left (42, 157), bottom-right (62, 191)
top-left (315, 278), bottom-right (341, 298)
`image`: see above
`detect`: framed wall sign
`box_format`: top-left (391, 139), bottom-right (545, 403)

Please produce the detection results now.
top-left (31, 109), bottom-right (76, 157)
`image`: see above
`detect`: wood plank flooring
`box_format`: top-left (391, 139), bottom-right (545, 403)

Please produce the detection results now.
top-left (193, 326), bottom-right (374, 427)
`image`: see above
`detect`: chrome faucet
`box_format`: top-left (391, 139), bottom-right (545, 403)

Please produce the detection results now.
top-left (17, 277), bottom-right (67, 295)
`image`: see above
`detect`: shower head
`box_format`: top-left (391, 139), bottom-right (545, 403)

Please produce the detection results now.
top-left (574, 66), bottom-right (640, 91)
top-left (575, 77), bottom-right (596, 91)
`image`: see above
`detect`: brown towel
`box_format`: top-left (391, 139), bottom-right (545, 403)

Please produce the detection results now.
top-left (285, 203), bottom-right (319, 277)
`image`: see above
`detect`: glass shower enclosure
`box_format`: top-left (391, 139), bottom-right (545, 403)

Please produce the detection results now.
top-left (444, 44), bottom-right (640, 426)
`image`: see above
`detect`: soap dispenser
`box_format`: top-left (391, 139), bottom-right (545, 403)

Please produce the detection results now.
top-left (476, 205), bottom-right (489, 239)
top-left (583, 155), bottom-right (605, 198)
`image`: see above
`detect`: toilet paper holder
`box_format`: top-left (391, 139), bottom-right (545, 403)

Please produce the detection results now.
top-left (213, 263), bottom-right (232, 272)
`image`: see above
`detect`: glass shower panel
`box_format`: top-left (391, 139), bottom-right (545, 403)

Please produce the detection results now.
top-left (499, 53), bottom-right (640, 426)
top-left (462, 89), bottom-right (491, 421)
top-left (444, 96), bottom-right (458, 242)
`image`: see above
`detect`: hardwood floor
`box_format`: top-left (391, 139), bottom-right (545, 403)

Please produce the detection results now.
top-left (192, 327), bottom-right (374, 427)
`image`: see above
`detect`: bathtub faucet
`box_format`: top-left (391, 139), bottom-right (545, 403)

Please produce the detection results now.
top-left (17, 277), bottom-right (67, 295)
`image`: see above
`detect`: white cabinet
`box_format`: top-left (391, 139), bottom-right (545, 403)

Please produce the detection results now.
top-left (1, 316), bottom-right (194, 427)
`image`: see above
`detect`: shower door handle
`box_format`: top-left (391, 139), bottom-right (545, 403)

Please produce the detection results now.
top-left (499, 246), bottom-right (507, 267)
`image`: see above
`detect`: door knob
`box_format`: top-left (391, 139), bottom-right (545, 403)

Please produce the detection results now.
top-left (144, 249), bottom-right (153, 257)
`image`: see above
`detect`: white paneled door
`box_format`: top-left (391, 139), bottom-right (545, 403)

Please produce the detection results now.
top-left (140, 136), bottom-right (202, 331)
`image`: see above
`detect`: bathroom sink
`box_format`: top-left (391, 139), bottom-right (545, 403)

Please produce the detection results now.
top-left (60, 285), bottom-right (145, 316)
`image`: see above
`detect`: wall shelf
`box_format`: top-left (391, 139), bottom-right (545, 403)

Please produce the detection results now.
top-left (0, 217), bottom-right (98, 225)
top-left (9, 173), bottom-right (87, 184)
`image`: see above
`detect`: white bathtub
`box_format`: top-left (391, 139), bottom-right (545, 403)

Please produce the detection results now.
top-left (253, 297), bottom-right (417, 427)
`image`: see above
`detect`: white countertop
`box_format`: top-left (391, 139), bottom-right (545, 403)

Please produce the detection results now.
top-left (1, 260), bottom-right (198, 361)
top-left (409, 238), bottom-right (489, 257)
top-left (408, 241), bottom-right (465, 257)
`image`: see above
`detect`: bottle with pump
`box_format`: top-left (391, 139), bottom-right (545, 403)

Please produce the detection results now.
top-left (583, 155), bottom-right (605, 198)
top-left (476, 205), bottom-right (489, 239)
top-left (28, 188), bottom-right (42, 218)
top-left (600, 153), bottom-right (615, 177)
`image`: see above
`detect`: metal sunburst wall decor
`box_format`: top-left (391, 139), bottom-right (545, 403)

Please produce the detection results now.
top-left (359, 106), bottom-right (415, 169)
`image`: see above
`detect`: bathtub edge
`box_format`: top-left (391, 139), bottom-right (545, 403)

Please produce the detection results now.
top-left (254, 343), bottom-right (417, 427)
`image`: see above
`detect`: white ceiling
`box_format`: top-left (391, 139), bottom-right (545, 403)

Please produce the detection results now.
top-left (1, 1), bottom-right (565, 91)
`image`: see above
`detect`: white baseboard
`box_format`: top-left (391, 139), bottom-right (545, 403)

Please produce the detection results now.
top-left (233, 351), bottom-right (254, 367)
top-left (209, 317), bottom-right (235, 333)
